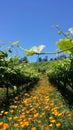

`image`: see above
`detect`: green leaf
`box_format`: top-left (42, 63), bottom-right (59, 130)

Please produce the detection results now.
top-left (68, 28), bottom-right (73, 34)
top-left (8, 49), bottom-right (12, 53)
top-left (58, 30), bottom-right (62, 35)
top-left (11, 41), bottom-right (19, 45)
top-left (24, 49), bottom-right (34, 56)
top-left (24, 45), bottom-right (45, 56)
top-left (56, 38), bottom-right (73, 54)
top-left (30, 45), bottom-right (45, 53)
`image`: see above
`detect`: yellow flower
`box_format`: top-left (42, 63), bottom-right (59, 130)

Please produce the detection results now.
top-left (27, 98), bottom-right (31, 103)
top-left (33, 96), bottom-right (37, 100)
top-left (49, 123), bottom-right (53, 127)
top-left (24, 93), bottom-right (30, 97)
top-left (20, 114), bottom-right (25, 119)
top-left (31, 127), bottom-right (36, 130)
top-left (42, 112), bottom-right (45, 116)
top-left (34, 103), bottom-right (39, 108)
top-left (34, 113), bottom-right (39, 118)
top-left (10, 105), bottom-right (17, 109)
top-left (21, 108), bottom-right (26, 111)
top-left (8, 117), bottom-right (12, 121)
top-left (20, 121), bottom-right (29, 128)
top-left (10, 109), bottom-right (14, 113)
top-left (58, 113), bottom-right (63, 117)
top-left (52, 111), bottom-right (58, 116)
top-left (50, 119), bottom-right (56, 123)
top-left (68, 113), bottom-right (72, 119)
top-left (49, 116), bottom-right (53, 120)
top-left (3, 123), bottom-right (9, 129)
top-left (14, 123), bottom-right (19, 127)
top-left (4, 112), bottom-right (8, 115)
top-left (28, 117), bottom-right (34, 121)
top-left (44, 105), bottom-right (49, 110)
top-left (30, 107), bottom-right (35, 112)
top-left (18, 119), bottom-right (22, 123)
top-left (43, 125), bottom-right (49, 130)
top-left (0, 122), bottom-right (3, 127)
top-left (56, 122), bottom-right (61, 127)
top-left (26, 111), bottom-right (30, 114)
top-left (13, 116), bottom-right (18, 120)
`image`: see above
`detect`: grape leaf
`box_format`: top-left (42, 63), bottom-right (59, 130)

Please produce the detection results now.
top-left (11, 41), bottom-right (19, 45)
top-left (24, 45), bottom-right (45, 56)
top-left (24, 49), bottom-right (34, 56)
top-left (58, 30), bottom-right (62, 35)
top-left (68, 28), bottom-right (73, 35)
top-left (30, 45), bottom-right (45, 53)
top-left (56, 38), bottom-right (73, 54)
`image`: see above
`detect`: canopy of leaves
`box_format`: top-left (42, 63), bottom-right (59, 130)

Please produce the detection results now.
top-left (56, 38), bottom-right (73, 54)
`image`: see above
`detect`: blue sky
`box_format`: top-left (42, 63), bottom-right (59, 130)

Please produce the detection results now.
top-left (0, 0), bottom-right (73, 62)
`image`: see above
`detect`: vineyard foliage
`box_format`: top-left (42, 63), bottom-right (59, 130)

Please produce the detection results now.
top-left (29, 55), bottom-right (73, 91)
top-left (0, 26), bottom-right (73, 130)
top-left (56, 37), bottom-right (73, 54)
top-left (0, 26), bottom-right (73, 97)
top-left (55, 26), bottom-right (73, 54)
top-left (0, 48), bottom-right (73, 98)
top-left (0, 50), bottom-right (40, 97)
top-left (47, 56), bottom-right (73, 90)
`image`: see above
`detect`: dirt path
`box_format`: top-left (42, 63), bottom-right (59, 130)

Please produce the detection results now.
top-left (31, 74), bottom-right (55, 95)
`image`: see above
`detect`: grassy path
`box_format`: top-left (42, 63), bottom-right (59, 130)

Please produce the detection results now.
top-left (0, 74), bottom-right (73, 130)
